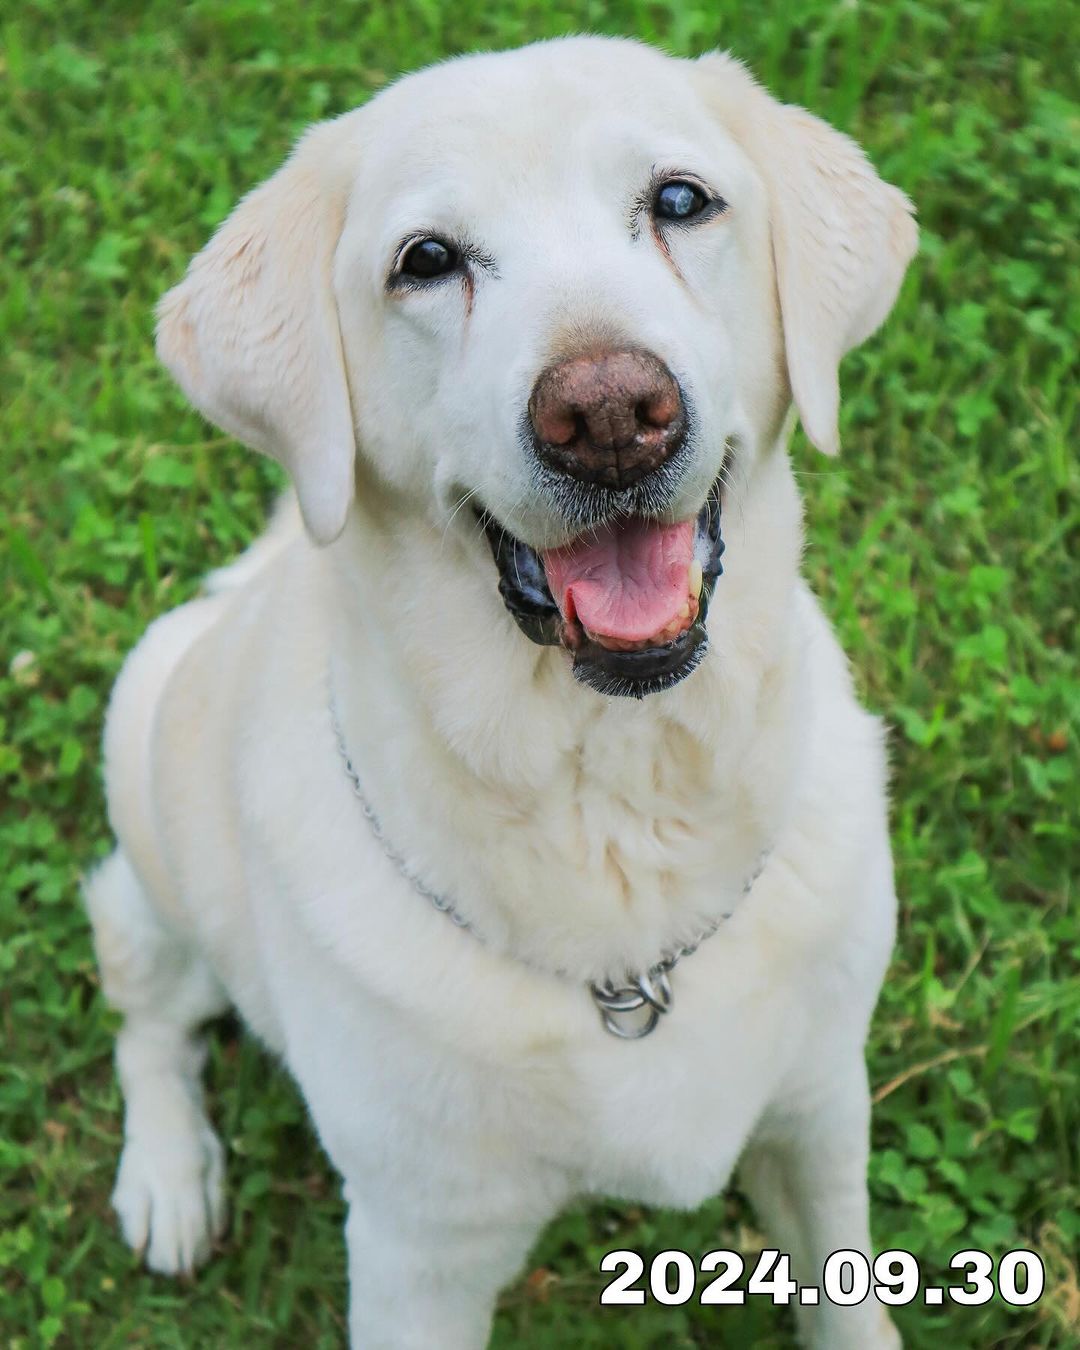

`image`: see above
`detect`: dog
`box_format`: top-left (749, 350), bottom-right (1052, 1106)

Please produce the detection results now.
top-left (85, 35), bottom-right (916, 1349)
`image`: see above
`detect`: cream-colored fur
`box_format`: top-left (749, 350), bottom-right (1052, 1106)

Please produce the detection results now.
top-left (85, 36), bottom-right (916, 1349)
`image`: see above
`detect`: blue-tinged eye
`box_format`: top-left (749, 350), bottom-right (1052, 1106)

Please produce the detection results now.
top-left (654, 181), bottom-right (709, 222)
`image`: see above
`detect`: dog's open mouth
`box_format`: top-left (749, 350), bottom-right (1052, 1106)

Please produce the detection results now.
top-left (481, 481), bottom-right (725, 698)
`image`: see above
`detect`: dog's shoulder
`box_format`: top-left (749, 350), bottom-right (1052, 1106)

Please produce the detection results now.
top-left (103, 503), bottom-right (319, 904)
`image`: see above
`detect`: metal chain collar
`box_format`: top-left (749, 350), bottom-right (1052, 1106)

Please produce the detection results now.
top-left (329, 687), bottom-right (768, 1039)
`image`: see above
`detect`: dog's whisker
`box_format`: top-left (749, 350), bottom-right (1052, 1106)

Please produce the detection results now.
top-left (439, 486), bottom-right (481, 554)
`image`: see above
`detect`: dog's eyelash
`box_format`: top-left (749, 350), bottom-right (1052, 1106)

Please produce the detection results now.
top-left (628, 188), bottom-right (653, 237)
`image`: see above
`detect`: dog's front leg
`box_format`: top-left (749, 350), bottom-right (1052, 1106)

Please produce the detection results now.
top-left (738, 1058), bottom-right (901, 1350)
top-left (341, 1176), bottom-right (557, 1350)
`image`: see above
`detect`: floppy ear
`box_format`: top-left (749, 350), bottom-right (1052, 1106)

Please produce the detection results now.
top-left (156, 120), bottom-right (357, 544)
top-left (695, 53), bottom-right (918, 455)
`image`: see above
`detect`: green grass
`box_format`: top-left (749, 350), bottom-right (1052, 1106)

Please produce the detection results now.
top-left (2, 0), bottom-right (1078, 1346)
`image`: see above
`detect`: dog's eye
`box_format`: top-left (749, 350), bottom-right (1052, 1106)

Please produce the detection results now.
top-left (654, 181), bottom-right (708, 222)
top-left (400, 237), bottom-right (460, 280)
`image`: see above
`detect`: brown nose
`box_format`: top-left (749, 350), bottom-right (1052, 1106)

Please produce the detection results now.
top-left (528, 349), bottom-right (685, 490)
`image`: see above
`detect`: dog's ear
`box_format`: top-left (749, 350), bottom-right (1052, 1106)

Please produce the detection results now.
top-left (695, 54), bottom-right (917, 455)
top-left (156, 119), bottom-right (356, 544)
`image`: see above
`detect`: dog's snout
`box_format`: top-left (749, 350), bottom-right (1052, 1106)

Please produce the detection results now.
top-left (528, 350), bottom-right (685, 490)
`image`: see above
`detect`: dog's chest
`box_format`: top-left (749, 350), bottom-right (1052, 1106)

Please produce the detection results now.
top-left (467, 922), bottom-right (806, 1209)
top-left (573, 717), bottom-right (717, 871)
top-left (475, 708), bottom-right (772, 976)
top-left (388, 717), bottom-right (793, 1207)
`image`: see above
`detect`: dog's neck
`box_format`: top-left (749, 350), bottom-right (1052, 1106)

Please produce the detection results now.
top-left (323, 442), bottom-right (810, 981)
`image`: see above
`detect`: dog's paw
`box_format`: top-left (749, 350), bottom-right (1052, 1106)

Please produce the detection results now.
top-left (858, 1316), bottom-right (902, 1350)
top-left (862, 1305), bottom-right (903, 1350)
top-left (111, 1122), bottom-right (227, 1275)
top-left (802, 1304), bottom-right (902, 1350)
top-left (834, 1315), bottom-right (902, 1350)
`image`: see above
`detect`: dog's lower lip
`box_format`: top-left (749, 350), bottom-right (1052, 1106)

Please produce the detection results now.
top-left (479, 480), bottom-right (726, 698)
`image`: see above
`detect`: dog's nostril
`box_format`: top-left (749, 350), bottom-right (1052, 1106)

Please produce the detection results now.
top-left (641, 388), bottom-right (680, 429)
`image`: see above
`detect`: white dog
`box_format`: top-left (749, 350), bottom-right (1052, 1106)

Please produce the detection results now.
top-left (86, 36), bottom-right (916, 1349)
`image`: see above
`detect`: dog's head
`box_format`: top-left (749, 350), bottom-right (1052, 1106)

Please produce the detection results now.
top-left (157, 37), bottom-right (916, 698)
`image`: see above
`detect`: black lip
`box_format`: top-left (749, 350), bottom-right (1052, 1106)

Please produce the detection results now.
top-left (481, 480), bottom-right (725, 700)
top-left (569, 621), bottom-right (709, 699)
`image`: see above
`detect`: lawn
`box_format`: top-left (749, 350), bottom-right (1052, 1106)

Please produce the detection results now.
top-left (1, 0), bottom-right (1077, 1346)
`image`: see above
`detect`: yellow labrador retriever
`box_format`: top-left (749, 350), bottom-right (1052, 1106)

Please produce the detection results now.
top-left (86, 36), bottom-right (916, 1349)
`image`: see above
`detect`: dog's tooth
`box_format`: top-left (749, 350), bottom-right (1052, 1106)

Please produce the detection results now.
top-left (688, 559), bottom-right (703, 600)
top-left (678, 602), bottom-right (690, 620)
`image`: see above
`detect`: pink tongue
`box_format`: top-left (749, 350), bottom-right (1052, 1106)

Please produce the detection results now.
top-left (541, 519), bottom-right (695, 642)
